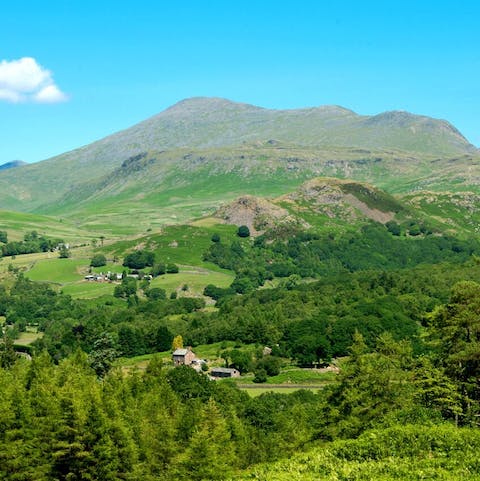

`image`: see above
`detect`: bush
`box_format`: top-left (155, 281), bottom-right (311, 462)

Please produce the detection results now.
top-left (146, 287), bottom-right (166, 300)
top-left (90, 254), bottom-right (107, 267)
top-left (385, 221), bottom-right (401, 236)
top-left (211, 233), bottom-right (221, 243)
top-left (123, 250), bottom-right (155, 269)
top-left (237, 225), bottom-right (250, 238)
top-left (253, 369), bottom-right (267, 383)
top-left (151, 263), bottom-right (166, 276)
top-left (255, 356), bottom-right (281, 377)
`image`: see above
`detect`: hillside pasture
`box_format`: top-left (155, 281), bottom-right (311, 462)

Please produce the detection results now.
top-left (61, 282), bottom-right (115, 299)
top-left (105, 222), bottom-right (239, 272)
top-left (26, 258), bottom-right (89, 283)
top-left (0, 209), bottom-right (99, 242)
top-left (150, 266), bottom-right (234, 296)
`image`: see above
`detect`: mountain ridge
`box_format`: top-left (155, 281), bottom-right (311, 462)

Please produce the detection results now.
top-left (0, 160), bottom-right (27, 171)
top-left (0, 97), bottom-right (478, 231)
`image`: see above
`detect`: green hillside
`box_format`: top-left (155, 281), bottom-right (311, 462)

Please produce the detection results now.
top-left (0, 98), bottom-right (478, 232)
top-left (233, 424), bottom-right (480, 480)
top-left (401, 191), bottom-right (480, 237)
top-left (0, 209), bottom-right (96, 242)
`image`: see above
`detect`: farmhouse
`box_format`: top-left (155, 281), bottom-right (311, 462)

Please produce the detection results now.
top-left (210, 367), bottom-right (240, 378)
top-left (172, 347), bottom-right (196, 366)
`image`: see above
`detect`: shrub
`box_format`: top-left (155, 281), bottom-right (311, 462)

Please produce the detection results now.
top-left (237, 225), bottom-right (250, 238)
top-left (90, 254), bottom-right (107, 267)
top-left (253, 369), bottom-right (267, 383)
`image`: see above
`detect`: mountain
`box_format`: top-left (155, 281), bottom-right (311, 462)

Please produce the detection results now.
top-left (0, 97), bottom-right (478, 233)
top-left (0, 160), bottom-right (27, 171)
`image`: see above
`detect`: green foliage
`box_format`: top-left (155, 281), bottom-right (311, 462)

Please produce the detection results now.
top-left (237, 225), bottom-right (251, 238)
top-left (90, 253), bottom-right (107, 267)
top-left (0, 333), bottom-right (17, 368)
top-left (1, 231), bottom-right (64, 257)
top-left (58, 245), bottom-right (70, 258)
top-left (113, 276), bottom-right (137, 298)
top-left (145, 287), bottom-right (166, 300)
top-left (0, 230), bottom-right (7, 243)
top-left (428, 281), bottom-right (480, 421)
top-left (123, 249), bottom-right (155, 269)
top-left (233, 424), bottom-right (480, 480)
top-left (253, 369), bottom-right (268, 383)
top-left (166, 365), bottom-right (214, 401)
top-left (255, 356), bottom-right (281, 377)
top-left (385, 220), bottom-right (401, 236)
top-left (325, 332), bottom-right (416, 437)
top-left (151, 262), bottom-right (166, 276)
top-left (154, 325), bottom-right (173, 351)
top-left (89, 332), bottom-right (118, 377)
top-left (166, 263), bottom-right (179, 273)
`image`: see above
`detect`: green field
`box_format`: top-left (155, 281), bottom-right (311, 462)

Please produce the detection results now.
top-left (263, 368), bottom-right (337, 385)
top-left (61, 282), bottom-right (116, 298)
top-left (14, 329), bottom-right (44, 346)
top-left (150, 266), bottom-right (234, 296)
top-left (26, 258), bottom-right (89, 283)
top-left (0, 209), bottom-right (101, 242)
top-left (20, 256), bottom-right (119, 299)
top-left (0, 251), bottom-right (54, 274)
top-left (240, 386), bottom-right (323, 397)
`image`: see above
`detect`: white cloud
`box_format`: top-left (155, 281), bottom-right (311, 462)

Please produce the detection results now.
top-left (34, 84), bottom-right (68, 103)
top-left (0, 57), bottom-right (68, 104)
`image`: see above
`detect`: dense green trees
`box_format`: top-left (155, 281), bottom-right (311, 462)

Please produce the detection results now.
top-left (237, 225), bottom-right (250, 237)
top-left (428, 281), bottom-right (480, 421)
top-left (1, 231), bottom-right (64, 257)
top-left (123, 250), bottom-right (155, 269)
top-left (2, 220), bottom-right (480, 477)
top-left (90, 253), bottom-right (107, 267)
top-left (1, 265), bottom-right (480, 478)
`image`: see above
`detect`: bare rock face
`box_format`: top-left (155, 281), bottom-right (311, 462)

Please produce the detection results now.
top-left (215, 195), bottom-right (303, 235)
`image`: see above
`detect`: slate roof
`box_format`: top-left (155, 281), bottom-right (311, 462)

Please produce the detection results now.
top-left (173, 349), bottom-right (189, 356)
top-left (211, 367), bottom-right (239, 374)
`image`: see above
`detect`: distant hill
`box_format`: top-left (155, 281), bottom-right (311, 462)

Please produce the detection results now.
top-left (0, 160), bottom-right (27, 171)
top-left (0, 97), bottom-right (478, 233)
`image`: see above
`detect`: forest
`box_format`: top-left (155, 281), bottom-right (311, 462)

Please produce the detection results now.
top-left (1, 221), bottom-right (480, 479)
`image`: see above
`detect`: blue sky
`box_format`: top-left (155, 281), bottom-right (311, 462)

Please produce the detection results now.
top-left (1, 1), bottom-right (478, 163)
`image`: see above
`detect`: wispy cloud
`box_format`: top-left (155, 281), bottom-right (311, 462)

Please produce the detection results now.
top-left (0, 57), bottom-right (68, 104)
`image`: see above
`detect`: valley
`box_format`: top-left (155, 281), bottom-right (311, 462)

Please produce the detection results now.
top-left (1, 98), bottom-right (480, 480)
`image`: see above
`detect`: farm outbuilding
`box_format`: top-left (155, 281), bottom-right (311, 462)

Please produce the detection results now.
top-left (210, 367), bottom-right (240, 378)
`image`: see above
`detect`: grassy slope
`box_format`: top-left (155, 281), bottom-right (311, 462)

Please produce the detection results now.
top-left (37, 150), bottom-right (480, 234)
top-left (150, 268), bottom-right (233, 297)
top-left (0, 97), bottom-right (477, 230)
top-left (0, 209), bottom-right (96, 242)
top-left (401, 191), bottom-right (480, 237)
top-left (104, 222), bottom-right (239, 272)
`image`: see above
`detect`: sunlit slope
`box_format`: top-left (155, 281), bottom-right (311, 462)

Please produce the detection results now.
top-left (0, 97), bottom-right (477, 219)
